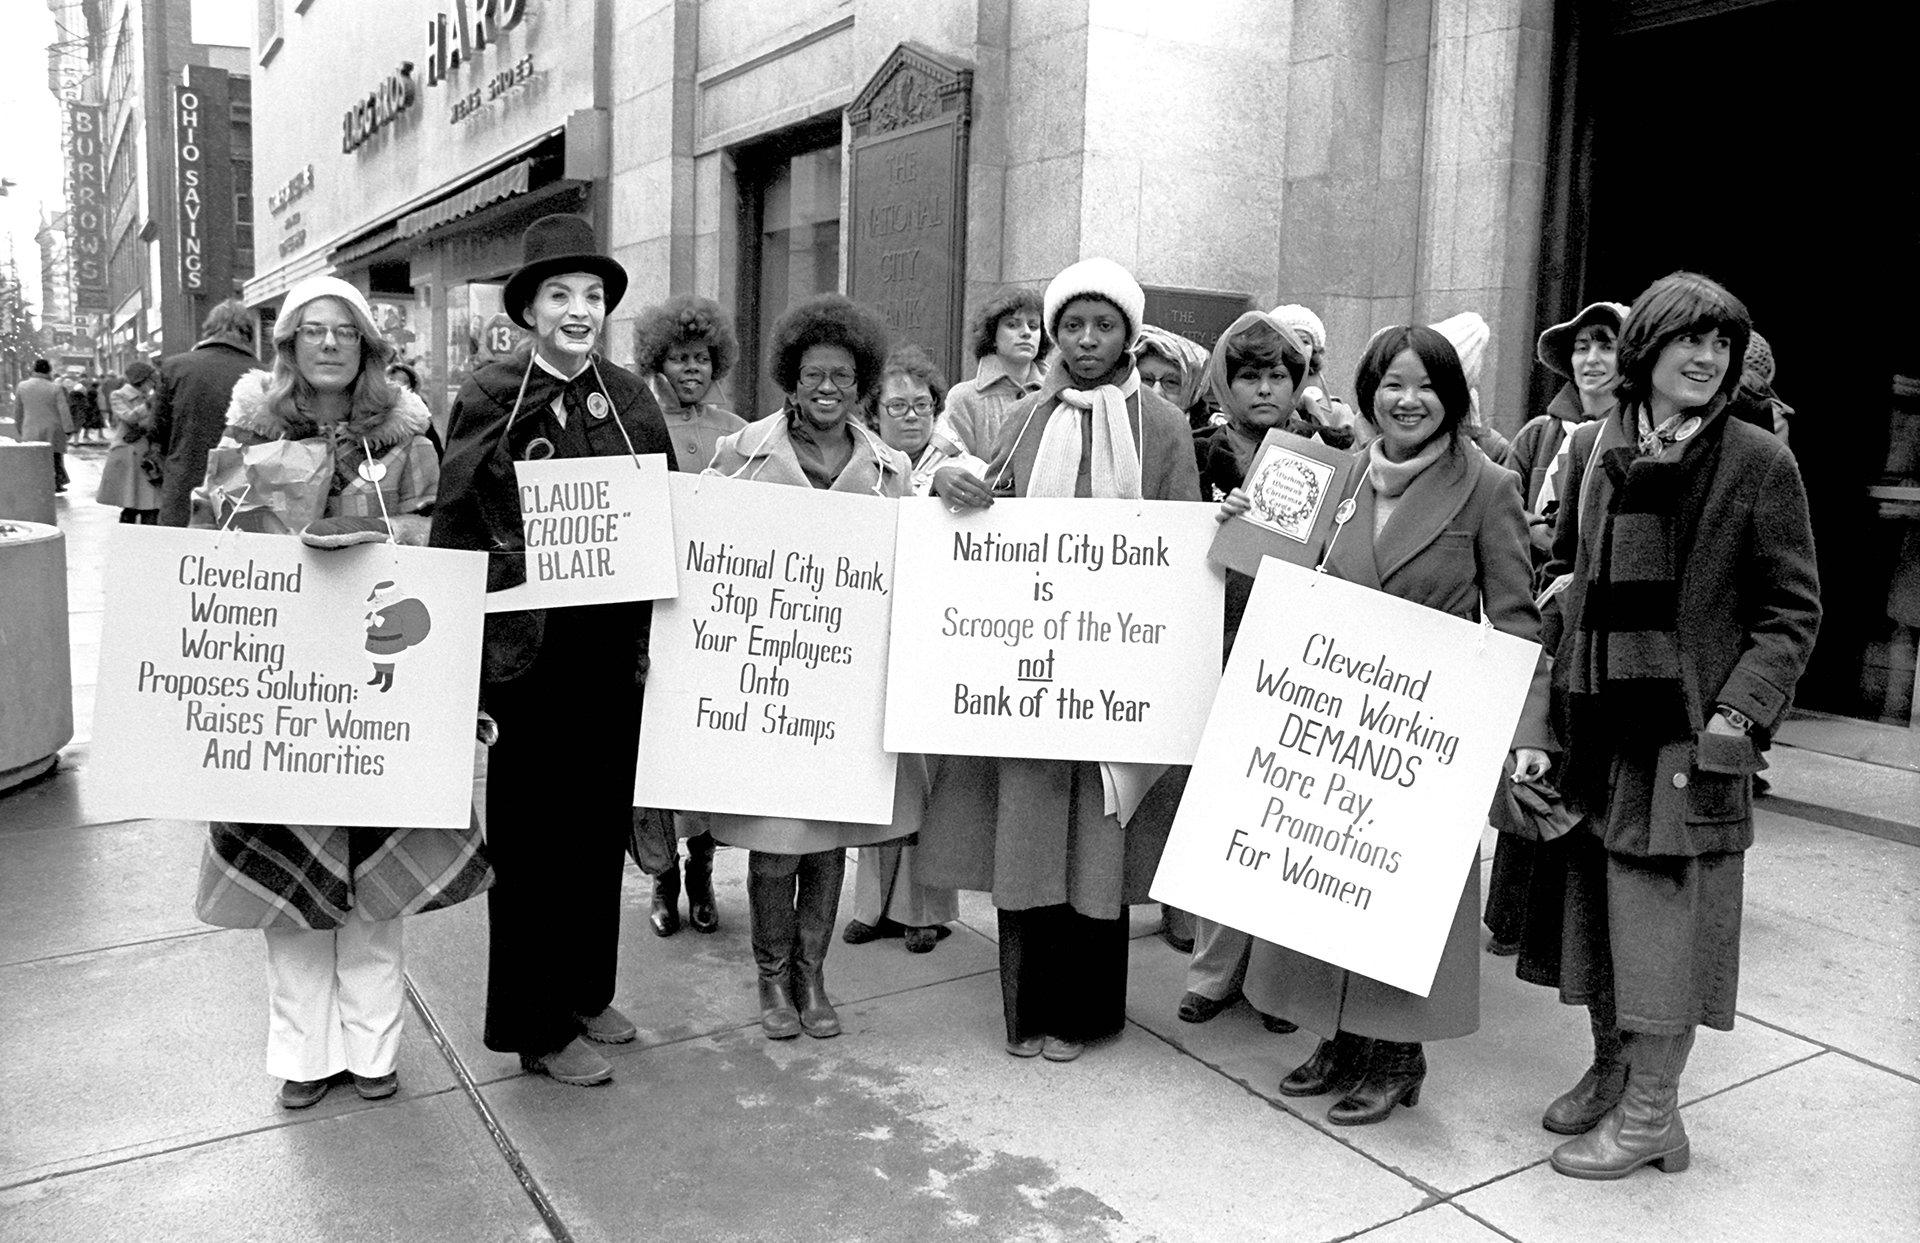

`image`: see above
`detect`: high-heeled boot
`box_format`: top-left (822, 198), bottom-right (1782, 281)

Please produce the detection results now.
top-left (684, 832), bottom-right (719, 934)
top-left (1543, 1005), bottom-right (1627, 1134)
top-left (1327, 1040), bottom-right (1426, 1126)
top-left (1551, 1028), bottom-right (1695, 1179)
top-left (1278, 1030), bottom-right (1369, 1098)
top-left (746, 856), bottom-right (801, 1040)
top-left (792, 849), bottom-right (846, 1038)
top-left (648, 855), bottom-right (682, 938)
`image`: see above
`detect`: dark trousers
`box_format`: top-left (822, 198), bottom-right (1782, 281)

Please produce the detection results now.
top-left (118, 508), bottom-right (157, 524)
top-left (996, 904), bottom-right (1129, 1043)
top-left (480, 604), bottom-right (646, 1056)
top-left (1483, 833), bottom-right (1537, 942)
top-left (53, 453), bottom-right (68, 488)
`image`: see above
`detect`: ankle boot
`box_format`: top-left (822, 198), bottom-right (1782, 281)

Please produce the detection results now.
top-left (684, 832), bottom-right (719, 934)
top-left (1278, 1031), bottom-right (1369, 1098)
top-left (746, 858), bottom-right (800, 1039)
top-left (1328, 1040), bottom-right (1426, 1126)
top-left (1543, 1007), bottom-right (1627, 1134)
top-left (793, 850), bottom-right (845, 1038)
top-left (1551, 1027), bottom-right (1695, 1179)
top-left (648, 857), bottom-right (682, 938)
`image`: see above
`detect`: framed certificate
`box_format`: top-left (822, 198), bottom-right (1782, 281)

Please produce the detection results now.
top-left (1208, 429), bottom-right (1358, 575)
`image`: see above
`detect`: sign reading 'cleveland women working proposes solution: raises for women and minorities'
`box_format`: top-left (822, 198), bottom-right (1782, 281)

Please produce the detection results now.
top-left (1151, 557), bottom-right (1537, 996)
top-left (885, 499), bottom-right (1223, 764)
top-left (89, 526), bottom-right (487, 828)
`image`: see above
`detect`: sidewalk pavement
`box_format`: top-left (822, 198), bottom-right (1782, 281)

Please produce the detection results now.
top-left (3, 446), bottom-right (1916, 1242)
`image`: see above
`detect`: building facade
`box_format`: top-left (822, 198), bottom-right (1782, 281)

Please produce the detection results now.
top-left (244, 0), bottom-right (1913, 730)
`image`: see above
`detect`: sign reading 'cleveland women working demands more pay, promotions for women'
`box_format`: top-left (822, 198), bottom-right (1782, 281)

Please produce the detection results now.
top-left (484, 454), bottom-right (677, 612)
top-left (885, 499), bottom-right (1224, 763)
top-left (635, 473), bottom-right (901, 824)
top-left (90, 526), bottom-right (487, 828)
top-left (1151, 557), bottom-right (1536, 997)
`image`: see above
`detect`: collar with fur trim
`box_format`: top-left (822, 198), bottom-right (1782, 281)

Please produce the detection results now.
top-left (225, 369), bottom-right (431, 450)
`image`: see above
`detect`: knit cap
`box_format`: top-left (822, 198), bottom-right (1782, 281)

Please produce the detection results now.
top-left (1268, 304), bottom-right (1327, 354)
top-left (274, 276), bottom-right (377, 345)
top-left (1429, 311), bottom-right (1490, 388)
top-left (1044, 258), bottom-right (1146, 349)
top-left (1744, 331), bottom-right (1776, 385)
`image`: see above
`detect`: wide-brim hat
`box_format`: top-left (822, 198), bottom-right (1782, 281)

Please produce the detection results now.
top-left (503, 214), bottom-right (628, 330)
top-left (1535, 301), bottom-right (1629, 380)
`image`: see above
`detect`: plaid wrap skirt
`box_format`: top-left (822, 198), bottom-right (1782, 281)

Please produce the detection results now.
top-left (196, 818), bottom-right (492, 930)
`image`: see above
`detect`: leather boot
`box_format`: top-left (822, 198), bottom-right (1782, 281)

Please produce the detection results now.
top-left (684, 832), bottom-right (719, 934)
top-left (648, 856), bottom-right (682, 938)
top-left (793, 850), bottom-right (845, 1038)
top-left (1551, 1028), bottom-right (1695, 1179)
top-left (1543, 1007), bottom-right (1627, 1135)
top-left (1278, 1030), bottom-right (1369, 1098)
top-left (746, 859), bottom-right (800, 1040)
top-left (1328, 1040), bottom-right (1426, 1126)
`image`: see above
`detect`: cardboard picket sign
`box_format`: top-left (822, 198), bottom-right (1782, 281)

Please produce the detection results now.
top-left (885, 498), bottom-right (1224, 764)
top-left (635, 473), bottom-right (899, 824)
top-left (484, 454), bottom-right (676, 611)
top-left (90, 525), bottom-right (487, 828)
top-left (1150, 556), bottom-right (1537, 996)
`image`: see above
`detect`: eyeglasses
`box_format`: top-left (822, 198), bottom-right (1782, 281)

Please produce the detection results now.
top-left (297, 323), bottom-right (362, 347)
top-left (880, 398), bottom-right (935, 417)
top-left (1140, 374), bottom-right (1181, 391)
top-left (799, 366), bottom-right (857, 390)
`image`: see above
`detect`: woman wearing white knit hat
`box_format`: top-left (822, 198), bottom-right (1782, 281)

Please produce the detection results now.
top-left (920, 257), bottom-right (1203, 1062)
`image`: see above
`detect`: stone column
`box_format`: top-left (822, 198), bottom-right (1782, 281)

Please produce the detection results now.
top-left (609, 0), bottom-right (701, 366)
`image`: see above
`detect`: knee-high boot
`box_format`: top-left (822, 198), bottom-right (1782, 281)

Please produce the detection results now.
top-left (648, 851), bottom-right (682, 938)
top-left (793, 850), bottom-right (846, 1038)
top-left (1543, 1002), bottom-right (1627, 1134)
top-left (1550, 1027), bottom-right (1695, 1179)
top-left (746, 856), bottom-right (800, 1040)
top-left (684, 832), bottom-right (719, 934)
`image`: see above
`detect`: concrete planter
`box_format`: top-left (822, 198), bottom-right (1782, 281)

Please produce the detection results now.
top-left (0, 520), bottom-right (73, 791)
top-left (0, 441), bottom-right (58, 524)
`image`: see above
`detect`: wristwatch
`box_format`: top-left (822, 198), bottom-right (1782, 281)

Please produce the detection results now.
top-left (1714, 705), bottom-right (1755, 734)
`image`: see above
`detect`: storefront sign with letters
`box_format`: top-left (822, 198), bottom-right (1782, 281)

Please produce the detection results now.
top-left (484, 454), bottom-right (676, 612)
top-left (1150, 558), bottom-right (1537, 996)
top-left (885, 499), bottom-right (1223, 764)
top-left (90, 527), bottom-right (487, 828)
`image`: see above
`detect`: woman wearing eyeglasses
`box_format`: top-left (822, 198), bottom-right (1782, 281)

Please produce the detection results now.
top-left (705, 295), bottom-right (928, 1040)
top-left (1134, 325), bottom-right (1213, 432)
top-left (188, 276), bottom-right (490, 1110)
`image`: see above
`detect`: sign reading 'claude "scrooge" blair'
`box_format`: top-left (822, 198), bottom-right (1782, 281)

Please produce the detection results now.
top-left (483, 455), bottom-right (676, 612)
top-left (885, 499), bottom-right (1224, 764)
top-left (1151, 558), bottom-right (1537, 996)
top-left (90, 527), bottom-right (487, 828)
top-left (635, 474), bottom-right (900, 824)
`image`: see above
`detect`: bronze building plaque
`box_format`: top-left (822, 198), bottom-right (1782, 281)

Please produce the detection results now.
top-left (1141, 287), bottom-right (1255, 352)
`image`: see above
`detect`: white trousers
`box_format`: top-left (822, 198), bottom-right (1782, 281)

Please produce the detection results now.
top-left (262, 907), bottom-right (406, 1081)
top-left (851, 842), bottom-right (958, 927)
top-left (1184, 916), bottom-right (1252, 1002)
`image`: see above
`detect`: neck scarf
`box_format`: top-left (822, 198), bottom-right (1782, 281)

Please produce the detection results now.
top-left (786, 406), bottom-right (855, 490)
top-left (1366, 432), bottom-right (1450, 497)
top-left (1028, 369), bottom-right (1142, 499)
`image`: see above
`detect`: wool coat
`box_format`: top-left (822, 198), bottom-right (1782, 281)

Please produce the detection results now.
top-left (12, 375), bottom-right (70, 451)
top-left (702, 412), bottom-right (929, 854)
top-left (191, 380), bottom-right (492, 931)
top-left (96, 384), bottom-right (161, 510)
top-left (914, 382), bottom-right (1204, 919)
top-left (1244, 438), bottom-right (1551, 1042)
top-left (933, 353), bottom-right (1045, 459)
top-left (154, 338), bottom-right (263, 527)
top-left (649, 372), bottom-right (746, 472)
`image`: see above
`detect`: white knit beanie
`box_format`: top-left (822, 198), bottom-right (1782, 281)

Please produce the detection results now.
top-left (1428, 311), bottom-right (1490, 388)
top-left (1044, 257), bottom-right (1146, 349)
top-left (274, 276), bottom-right (377, 345)
top-left (1268, 304), bottom-right (1327, 354)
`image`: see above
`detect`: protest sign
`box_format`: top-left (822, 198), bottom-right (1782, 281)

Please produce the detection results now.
top-left (90, 526), bottom-right (487, 828)
top-left (885, 499), bottom-right (1223, 764)
top-left (635, 473), bottom-right (899, 823)
top-left (484, 454), bottom-right (676, 611)
top-left (1150, 557), bottom-right (1537, 996)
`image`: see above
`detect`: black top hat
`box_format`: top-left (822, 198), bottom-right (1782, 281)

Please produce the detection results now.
top-left (503, 214), bottom-right (628, 330)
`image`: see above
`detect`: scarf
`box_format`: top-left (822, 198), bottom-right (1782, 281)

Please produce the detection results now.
top-left (786, 405), bottom-right (856, 491)
top-left (1534, 384), bottom-right (1613, 516)
top-left (1366, 433), bottom-right (1451, 539)
top-left (1027, 370), bottom-right (1143, 499)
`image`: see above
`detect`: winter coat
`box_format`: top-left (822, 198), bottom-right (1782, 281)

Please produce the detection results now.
top-left (96, 384), bottom-right (162, 510)
top-left (12, 376), bottom-right (70, 452)
top-left (189, 377), bottom-right (491, 930)
top-left (703, 412), bottom-right (927, 854)
top-left (650, 372), bottom-right (746, 472)
top-left (154, 338), bottom-right (261, 527)
top-left (1244, 437), bottom-right (1551, 1042)
top-left (914, 382), bottom-right (1205, 918)
top-left (933, 354), bottom-right (1045, 459)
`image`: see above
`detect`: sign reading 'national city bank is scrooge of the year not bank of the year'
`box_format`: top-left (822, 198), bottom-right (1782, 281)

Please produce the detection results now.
top-left (89, 526), bottom-right (488, 829)
top-left (1151, 557), bottom-right (1537, 997)
top-left (885, 498), bottom-right (1224, 765)
top-left (634, 473), bottom-right (901, 825)
top-left (484, 454), bottom-right (677, 612)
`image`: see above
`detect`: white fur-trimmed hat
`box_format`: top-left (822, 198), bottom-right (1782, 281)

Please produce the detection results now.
top-left (273, 276), bottom-right (377, 345)
top-left (1044, 257), bottom-right (1146, 348)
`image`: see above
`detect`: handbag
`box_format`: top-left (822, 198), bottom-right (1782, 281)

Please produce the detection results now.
top-left (139, 441), bottom-right (165, 485)
top-left (627, 806), bottom-right (679, 876)
top-left (1490, 770), bottom-right (1580, 842)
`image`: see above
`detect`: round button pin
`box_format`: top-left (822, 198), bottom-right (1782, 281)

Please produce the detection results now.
top-left (356, 460), bottom-right (387, 483)
top-left (1672, 772), bottom-right (1688, 789)
top-left (587, 392), bottom-right (610, 420)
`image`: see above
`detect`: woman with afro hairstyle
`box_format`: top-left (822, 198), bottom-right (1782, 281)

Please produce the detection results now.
top-left (931, 287), bottom-right (1048, 460)
top-left (706, 294), bottom-right (928, 1042)
top-left (632, 293), bottom-right (745, 473)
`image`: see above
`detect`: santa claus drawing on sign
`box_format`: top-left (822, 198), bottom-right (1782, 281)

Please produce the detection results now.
top-left (363, 579), bottom-right (432, 692)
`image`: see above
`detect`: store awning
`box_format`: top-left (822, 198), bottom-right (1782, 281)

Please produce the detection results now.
top-left (242, 250), bottom-right (336, 309)
top-left (397, 160), bottom-right (532, 240)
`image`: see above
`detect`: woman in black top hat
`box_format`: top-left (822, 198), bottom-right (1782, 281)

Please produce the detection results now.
top-left (431, 214), bottom-right (677, 1087)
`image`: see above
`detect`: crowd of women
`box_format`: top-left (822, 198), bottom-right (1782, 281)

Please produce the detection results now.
top-left (181, 212), bottom-right (1818, 1185)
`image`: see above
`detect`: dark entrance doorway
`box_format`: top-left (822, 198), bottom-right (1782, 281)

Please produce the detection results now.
top-left (1540, 0), bottom-right (1919, 727)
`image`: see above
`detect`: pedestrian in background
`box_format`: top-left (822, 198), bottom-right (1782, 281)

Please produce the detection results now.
top-left (154, 299), bottom-right (260, 527)
top-left (189, 275), bottom-right (489, 1111)
top-left (1529, 272), bottom-right (1819, 1180)
top-left (11, 358), bottom-right (71, 492)
top-left (95, 360), bottom-right (161, 523)
top-left (1230, 324), bottom-right (1551, 1126)
top-left (706, 294), bottom-right (926, 1040)
top-left (925, 258), bottom-right (1203, 1063)
top-left (933, 287), bottom-right (1048, 459)
top-left (432, 215), bottom-right (676, 1087)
